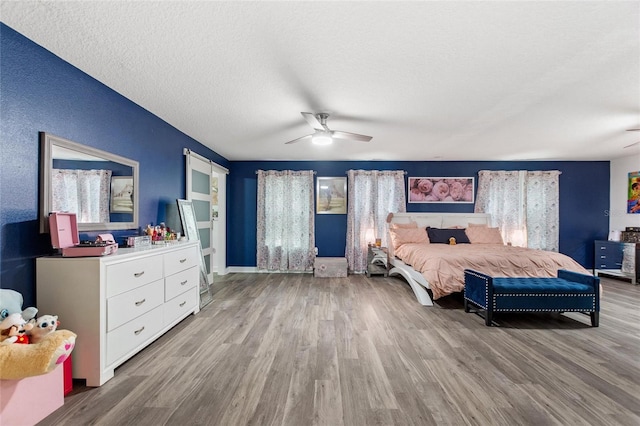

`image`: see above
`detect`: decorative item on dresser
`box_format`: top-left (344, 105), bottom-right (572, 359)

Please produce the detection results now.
top-left (593, 240), bottom-right (639, 284)
top-left (366, 245), bottom-right (388, 277)
top-left (36, 241), bottom-right (200, 386)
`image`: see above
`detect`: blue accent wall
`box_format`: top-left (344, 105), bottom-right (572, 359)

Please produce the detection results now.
top-left (1, 23), bottom-right (611, 309)
top-left (0, 24), bottom-right (229, 306)
top-left (229, 161), bottom-right (610, 268)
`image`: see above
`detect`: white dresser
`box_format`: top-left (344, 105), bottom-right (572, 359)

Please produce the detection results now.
top-left (36, 241), bottom-right (200, 386)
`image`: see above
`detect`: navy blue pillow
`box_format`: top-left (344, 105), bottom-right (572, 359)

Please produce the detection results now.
top-left (426, 227), bottom-right (470, 244)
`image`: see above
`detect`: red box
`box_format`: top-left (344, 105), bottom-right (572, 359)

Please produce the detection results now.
top-left (48, 212), bottom-right (118, 257)
top-left (63, 355), bottom-right (73, 395)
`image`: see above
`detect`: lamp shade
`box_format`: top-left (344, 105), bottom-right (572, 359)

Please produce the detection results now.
top-left (364, 228), bottom-right (375, 245)
top-left (312, 131), bottom-right (333, 145)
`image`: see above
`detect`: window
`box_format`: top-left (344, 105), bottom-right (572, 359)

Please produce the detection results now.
top-left (475, 170), bottom-right (560, 251)
top-left (256, 170), bottom-right (315, 271)
top-left (346, 170), bottom-right (406, 273)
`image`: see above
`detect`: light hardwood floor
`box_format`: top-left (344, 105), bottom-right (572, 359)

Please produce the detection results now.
top-left (40, 274), bottom-right (640, 426)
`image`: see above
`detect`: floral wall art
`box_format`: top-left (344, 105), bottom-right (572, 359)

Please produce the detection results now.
top-left (408, 177), bottom-right (474, 203)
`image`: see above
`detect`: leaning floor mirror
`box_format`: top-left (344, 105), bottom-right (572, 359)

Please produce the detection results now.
top-left (177, 199), bottom-right (213, 308)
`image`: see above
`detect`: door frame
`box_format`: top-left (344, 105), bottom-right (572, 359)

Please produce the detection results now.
top-left (184, 148), bottom-right (228, 278)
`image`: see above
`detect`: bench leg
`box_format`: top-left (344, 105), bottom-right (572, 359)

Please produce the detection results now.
top-left (485, 309), bottom-right (493, 326)
top-left (590, 312), bottom-right (599, 327)
top-left (464, 298), bottom-right (470, 313)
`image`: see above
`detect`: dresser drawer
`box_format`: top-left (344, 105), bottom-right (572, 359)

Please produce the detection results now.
top-left (164, 286), bottom-right (198, 326)
top-left (106, 257), bottom-right (164, 298)
top-left (107, 279), bottom-right (164, 332)
top-left (106, 305), bottom-right (164, 366)
top-left (165, 266), bottom-right (198, 302)
top-left (164, 246), bottom-right (198, 277)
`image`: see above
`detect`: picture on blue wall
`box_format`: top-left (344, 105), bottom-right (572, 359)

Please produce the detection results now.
top-left (408, 177), bottom-right (474, 203)
top-left (628, 171), bottom-right (640, 214)
top-left (317, 177), bottom-right (347, 214)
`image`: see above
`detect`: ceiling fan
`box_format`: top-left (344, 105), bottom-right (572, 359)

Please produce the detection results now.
top-left (285, 112), bottom-right (373, 145)
top-left (625, 128), bottom-right (639, 149)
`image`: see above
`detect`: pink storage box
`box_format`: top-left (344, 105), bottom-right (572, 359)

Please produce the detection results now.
top-left (49, 212), bottom-right (118, 257)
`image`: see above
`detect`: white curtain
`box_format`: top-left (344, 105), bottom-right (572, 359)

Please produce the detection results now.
top-left (256, 170), bottom-right (315, 271)
top-left (475, 170), bottom-right (560, 251)
top-left (346, 170), bottom-right (406, 273)
top-left (526, 171), bottom-right (561, 251)
top-left (51, 169), bottom-right (112, 223)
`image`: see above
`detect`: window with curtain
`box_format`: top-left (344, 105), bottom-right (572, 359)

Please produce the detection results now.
top-left (475, 170), bottom-right (561, 251)
top-left (256, 170), bottom-right (315, 271)
top-left (346, 170), bottom-right (406, 273)
top-left (51, 169), bottom-right (112, 223)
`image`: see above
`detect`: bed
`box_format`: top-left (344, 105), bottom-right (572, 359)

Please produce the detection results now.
top-left (386, 212), bottom-right (591, 306)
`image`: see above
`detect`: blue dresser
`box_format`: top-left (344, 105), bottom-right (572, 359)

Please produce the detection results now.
top-left (594, 240), bottom-right (639, 284)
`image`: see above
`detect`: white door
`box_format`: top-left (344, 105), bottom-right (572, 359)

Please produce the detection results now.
top-left (185, 149), bottom-right (228, 283)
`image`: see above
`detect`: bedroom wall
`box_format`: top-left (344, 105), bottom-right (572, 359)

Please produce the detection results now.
top-left (1, 23), bottom-right (613, 308)
top-left (0, 24), bottom-right (229, 307)
top-left (229, 161), bottom-right (610, 270)
top-left (609, 155), bottom-right (640, 232)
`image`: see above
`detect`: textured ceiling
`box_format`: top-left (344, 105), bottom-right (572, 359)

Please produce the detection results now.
top-left (2, 1), bottom-right (639, 161)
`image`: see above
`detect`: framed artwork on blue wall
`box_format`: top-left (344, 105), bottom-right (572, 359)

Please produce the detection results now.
top-left (408, 177), bottom-right (474, 203)
top-left (628, 171), bottom-right (640, 214)
top-left (316, 177), bottom-right (347, 214)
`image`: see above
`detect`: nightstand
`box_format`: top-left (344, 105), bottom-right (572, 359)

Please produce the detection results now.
top-left (367, 245), bottom-right (388, 277)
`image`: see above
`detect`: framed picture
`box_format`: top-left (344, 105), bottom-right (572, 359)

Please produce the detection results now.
top-left (408, 177), bottom-right (475, 203)
top-left (316, 177), bottom-right (347, 214)
top-left (177, 199), bottom-right (213, 308)
top-left (110, 176), bottom-right (134, 213)
top-left (628, 171), bottom-right (640, 214)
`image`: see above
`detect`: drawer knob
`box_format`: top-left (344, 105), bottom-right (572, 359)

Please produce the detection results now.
top-left (135, 298), bottom-right (146, 306)
top-left (181, 280), bottom-right (188, 286)
top-left (179, 301), bottom-right (186, 307)
top-left (134, 271), bottom-right (145, 278)
top-left (134, 326), bottom-right (145, 335)
top-left (179, 258), bottom-right (187, 263)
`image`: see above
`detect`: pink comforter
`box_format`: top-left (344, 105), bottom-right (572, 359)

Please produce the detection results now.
top-left (394, 243), bottom-right (590, 299)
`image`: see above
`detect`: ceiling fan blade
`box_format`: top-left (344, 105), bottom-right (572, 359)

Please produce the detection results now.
top-left (623, 141), bottom-right (640, 149)
top-left (331, 130), bottom-right (373, 142)
top-left (626, 128), bottom-right (640, 131)
top-left (285, 134), bottom-right (312, 145)
top-left (301, 112), bottom-right (325, 131)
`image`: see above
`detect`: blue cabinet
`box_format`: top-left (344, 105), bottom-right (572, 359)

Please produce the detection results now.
top-left (594, 240), bottom-right (639, 284)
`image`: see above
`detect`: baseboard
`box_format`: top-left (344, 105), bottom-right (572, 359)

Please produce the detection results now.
top-left (226, 266), bottom-right (259, 273)
top-left (225, 267), bottom-right (313, 274)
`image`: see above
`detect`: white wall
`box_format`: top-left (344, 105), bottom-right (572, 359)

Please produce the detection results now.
top-left (609, 155), bottom-right (640, 232)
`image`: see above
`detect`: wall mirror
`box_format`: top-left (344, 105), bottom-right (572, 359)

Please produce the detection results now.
top-left (40, 132), bottom-right (139, 233)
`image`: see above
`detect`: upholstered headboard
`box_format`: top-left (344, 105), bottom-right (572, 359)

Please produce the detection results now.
top-left (386, 212), bottom-right (492, 258)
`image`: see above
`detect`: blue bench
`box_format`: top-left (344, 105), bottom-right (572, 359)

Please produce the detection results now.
top-left (464, 269), bottom-right (600, 327)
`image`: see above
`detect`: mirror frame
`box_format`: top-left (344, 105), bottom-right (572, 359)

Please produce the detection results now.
top-left (40, 132), bottom-right (139, 233)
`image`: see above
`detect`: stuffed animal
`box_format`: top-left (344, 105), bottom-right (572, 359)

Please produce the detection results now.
top-left (0, 289), bottom-right (76, 380)
top-left (29, 315), bottom-right (59, 344)
top-left (0, 313), bottom-right (34, 345)
top-left (0, 289), bottom-right (37, 322)
top-left (0, 329), bottom-right (76, 380)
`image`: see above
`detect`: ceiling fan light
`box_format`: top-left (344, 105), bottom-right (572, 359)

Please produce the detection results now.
top-left (312, 132), bottom-right (333, 145)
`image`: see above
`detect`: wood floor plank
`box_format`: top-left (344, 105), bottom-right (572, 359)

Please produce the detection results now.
top-left (38, 274), bottom-right (640, 426)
